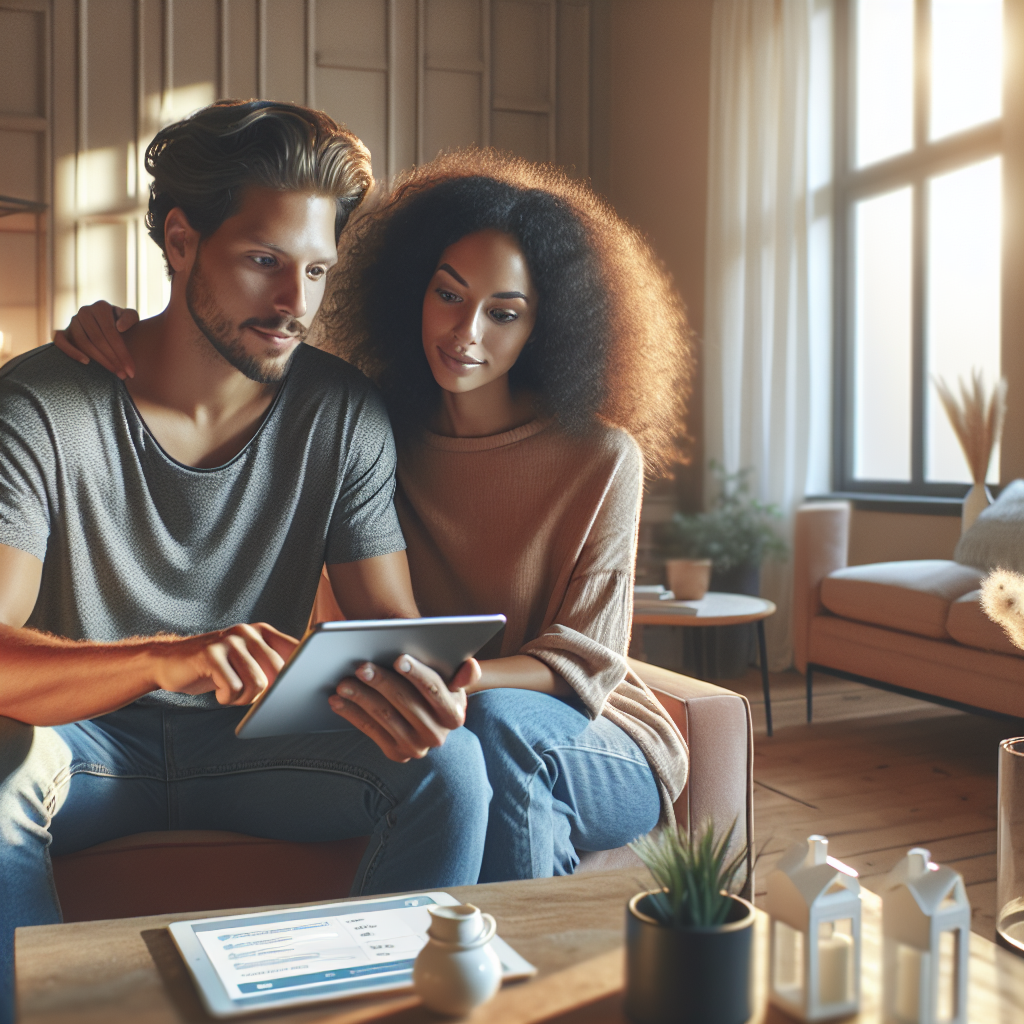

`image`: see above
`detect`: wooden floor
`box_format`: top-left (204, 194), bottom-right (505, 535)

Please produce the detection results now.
top-left (725, 665), bottom-right (1024, 941)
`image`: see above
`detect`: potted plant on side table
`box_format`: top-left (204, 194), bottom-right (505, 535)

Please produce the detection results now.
top-left (654, 461), bottom-right (786, 677)
top-left (625, 819), bottom-right (753, 1024)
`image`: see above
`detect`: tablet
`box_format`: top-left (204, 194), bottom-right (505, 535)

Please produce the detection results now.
top-left (236, 615), bottom-right (506, 739)
top-left (168, 891), bottom-right (536, 1018)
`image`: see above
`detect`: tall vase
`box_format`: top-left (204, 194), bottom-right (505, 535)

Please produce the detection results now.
top-left (997, 738), bottom-right (1024, 955)
top-left (962, 482), bottom-right (992, 536)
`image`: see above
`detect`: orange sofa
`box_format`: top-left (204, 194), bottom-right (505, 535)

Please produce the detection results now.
top-left (50, 658), bottom-right (754, 921)
top-left (794, 501), bottom-right (1024, 720)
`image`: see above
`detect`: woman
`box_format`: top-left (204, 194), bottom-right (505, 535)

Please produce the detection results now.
top-left (58, 149), bottom-right (693, 883)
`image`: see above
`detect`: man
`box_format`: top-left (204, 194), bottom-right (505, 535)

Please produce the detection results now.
top-left (0, 100), bottom-right (489, 1023)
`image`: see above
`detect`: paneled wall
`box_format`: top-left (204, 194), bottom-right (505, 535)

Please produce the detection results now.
top-left (0, 0), bottom-right (51, 358)
top-left (0, 0), bottom-right (590, 338)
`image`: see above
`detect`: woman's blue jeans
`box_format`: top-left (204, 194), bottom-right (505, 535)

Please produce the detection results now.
top-left (0, 689), bottom-right (659, 1022)
top-left (464, 689), bottom-right (661, 882)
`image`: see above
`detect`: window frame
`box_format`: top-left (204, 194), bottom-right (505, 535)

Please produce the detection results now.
top-left (832, 0), bottom-right (1004, 498)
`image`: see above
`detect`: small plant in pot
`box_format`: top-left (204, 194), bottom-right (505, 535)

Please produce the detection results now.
top-left (655, 462), bottom-right (787, 596)
top-left (654, 462), bottom-right (786, 677)
top-left (625, 819), bottom-right (753, 1024)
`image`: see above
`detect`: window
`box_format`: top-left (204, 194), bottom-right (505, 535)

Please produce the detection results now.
top-left (834, 0), bottom-right (1003, 496)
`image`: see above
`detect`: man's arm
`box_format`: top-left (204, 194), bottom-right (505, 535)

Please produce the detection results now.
top-left (0, 542), bottom-right (297, 725)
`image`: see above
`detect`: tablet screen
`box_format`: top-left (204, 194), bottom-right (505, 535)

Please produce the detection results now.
top-left (193, 894), bottom-right (438, 1000)
top-left (169, 891), bottom-right (536, 1017)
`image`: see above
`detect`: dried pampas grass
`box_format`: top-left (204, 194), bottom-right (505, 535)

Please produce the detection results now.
top-left (933, 371), bottom-right (1007, 485)
top-left (980, 568), bottom-right (1024, 652)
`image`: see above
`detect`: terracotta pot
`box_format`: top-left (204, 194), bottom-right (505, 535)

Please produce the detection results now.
top-left (664, 558), bottom-right (712, 601)
top-left (625, 892), bottom-right (754, 1024)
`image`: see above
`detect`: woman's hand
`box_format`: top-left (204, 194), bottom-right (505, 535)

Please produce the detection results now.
top-left (53, 300), bottom-right (139, 379)
top-left (329, 655), bottom-right (480, 762)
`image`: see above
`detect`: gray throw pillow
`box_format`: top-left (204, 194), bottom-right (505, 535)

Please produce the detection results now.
top-left (955, 479), bottom-right (1024, 574)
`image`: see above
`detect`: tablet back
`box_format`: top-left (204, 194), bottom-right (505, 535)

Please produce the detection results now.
top-left (235, 615), bottom-right (506, 739)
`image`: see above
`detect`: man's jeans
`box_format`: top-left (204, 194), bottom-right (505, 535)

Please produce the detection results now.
top-left (0, 690), bottom-right (659, 1022)
top-left (0, 703), bottom-right (489, 1023)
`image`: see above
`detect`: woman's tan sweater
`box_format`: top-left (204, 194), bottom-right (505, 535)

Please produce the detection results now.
top-left (395, 418), bottom-right (688, 820)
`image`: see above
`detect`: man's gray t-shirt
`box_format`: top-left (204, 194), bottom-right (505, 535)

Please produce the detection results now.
top-left (0, 343), bottom-right (406, 708)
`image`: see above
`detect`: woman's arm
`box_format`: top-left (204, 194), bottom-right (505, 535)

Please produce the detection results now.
top-left (467, 654), bottom-right (571, 696)
top-left (467, 437), bottom-right (642, 703)
top-left (514, 436), bottom-right (643, 711)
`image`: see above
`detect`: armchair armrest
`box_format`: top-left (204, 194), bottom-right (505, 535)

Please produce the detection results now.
top-left (628, 657), bottom-right (754, 898)
top-left (793, 501), bottom-right (851, 672)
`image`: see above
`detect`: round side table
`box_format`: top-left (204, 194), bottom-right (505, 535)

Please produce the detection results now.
top-left (632, 592), bottom-right (777, 736)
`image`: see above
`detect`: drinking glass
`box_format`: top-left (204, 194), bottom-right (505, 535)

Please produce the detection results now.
top-left (997, 737), bottom-right (1024, 953)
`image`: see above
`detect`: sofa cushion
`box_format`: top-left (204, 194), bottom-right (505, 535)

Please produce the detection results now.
top-left (956, 478), bottom-right (1024, 573)
top-left (50, 831), bottom-right (370, 922)
top-left (821, 560), bottom-right (984, 639)
top-left (946, 589), bottom-right (1024, 658)
top-left (808, 614), bottom-right (1024, 716)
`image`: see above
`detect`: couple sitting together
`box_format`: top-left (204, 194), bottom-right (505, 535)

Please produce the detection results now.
top-left (0, 99), bottom-right (691, 1019)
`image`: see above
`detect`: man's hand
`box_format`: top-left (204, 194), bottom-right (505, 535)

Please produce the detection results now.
top-left (329, 655), bottom-right (481, 761)
top-left (154, 623), bottom-right (299, 707)
top-left (53, 300), bottom-right (139, 379)
top-left (0, 619), bottom-right (300, 726)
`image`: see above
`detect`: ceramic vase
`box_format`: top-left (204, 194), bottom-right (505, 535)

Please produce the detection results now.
top-left (624, 891), bottom-right (754, 1024)
top-left (413, 903), bottom-right (502, 1015)
top-left (664, 558), bottom-right (712, 601)
top-left (961, 483), bottom-right (992, 535)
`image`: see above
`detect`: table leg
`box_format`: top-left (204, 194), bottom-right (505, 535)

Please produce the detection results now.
top-left (757, 620), bottom-right (772, 737)
top-left (698, 626), bottom-right (708, 678)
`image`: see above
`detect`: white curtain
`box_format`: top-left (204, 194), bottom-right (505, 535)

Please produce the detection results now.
top-left (704, 0), bottom-right (833, 669)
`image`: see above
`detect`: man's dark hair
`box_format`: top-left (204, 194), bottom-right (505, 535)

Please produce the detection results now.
top-left (144, 99), bottom-right (372, 266)
top-left (321, 150), bottom-right (692, 476)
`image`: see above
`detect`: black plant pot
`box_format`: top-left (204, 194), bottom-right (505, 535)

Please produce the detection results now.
top-left (624, 892), bottom-right (754, 1024)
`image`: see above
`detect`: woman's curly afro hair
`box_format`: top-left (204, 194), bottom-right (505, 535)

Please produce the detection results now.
top-left (317, 149), bottom-right (693, 477)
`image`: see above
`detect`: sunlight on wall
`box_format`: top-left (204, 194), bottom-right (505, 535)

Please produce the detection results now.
top-left (78, 221), bottom-right (128, 309)
top-left (59, 83), bottom-right (216, 326)
top-left (0, 310), bottom-right (36, 360)
top-left (154, 82), bottom-right (217, 127)
top-left (0, 211), bottom-right (41, 357)
top-left (76, 146), bottom-right (129, 214)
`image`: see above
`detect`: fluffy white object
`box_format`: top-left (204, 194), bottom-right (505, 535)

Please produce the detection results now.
top-left (980, 568), bottom-right (1024, 652)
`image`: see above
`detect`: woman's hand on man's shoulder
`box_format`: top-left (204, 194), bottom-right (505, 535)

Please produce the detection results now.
top-left (53, 300), bottom-right (139, 380)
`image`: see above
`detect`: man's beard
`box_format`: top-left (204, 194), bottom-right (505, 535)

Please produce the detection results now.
top-left (185, 253), bottom-right (306, 384)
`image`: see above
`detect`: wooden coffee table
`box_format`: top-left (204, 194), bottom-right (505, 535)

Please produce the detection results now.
top-left (16, 868), bottom-right (1024, 1023)
top-left (634, 593), bottom-right (778, 735)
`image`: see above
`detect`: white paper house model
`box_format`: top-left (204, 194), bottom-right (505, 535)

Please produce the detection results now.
top-left (881, 848), bottom-right (970, 1024)
top-left (767, 834), bottom-right (862, 1021)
